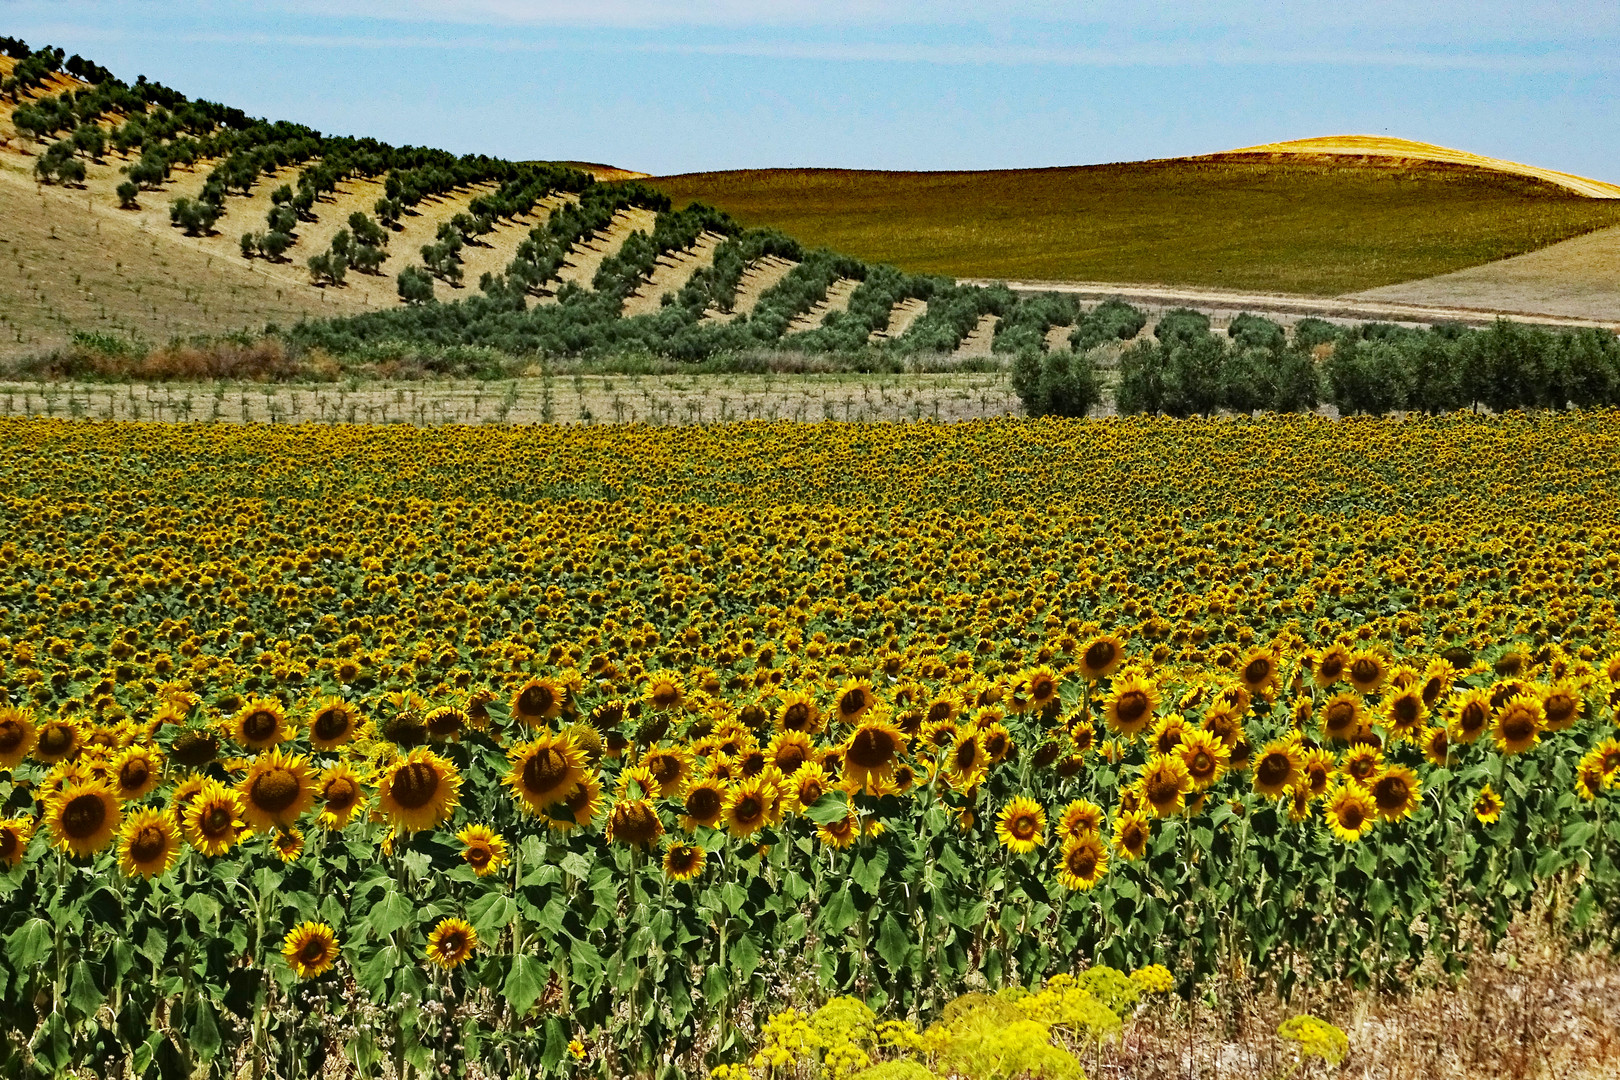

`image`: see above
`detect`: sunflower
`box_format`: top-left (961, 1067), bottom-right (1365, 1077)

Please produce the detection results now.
top-left (230, 697), bottom-right (291, 752)
top-left (640, 747), bottom-right (692, 797)
top-left (995, 796), bottom-right (1046, 853)
top-left (1176, 729), bottom-right (1230, 790)
top-left (817, 810), bottom-right (860, 849)
top-left (1024, 666), bottom-right (1061, 712)
top-left (1102, 673), bottom-right (1158, 736)
top-left (1492, 694), bottom-right (1544, 756)
top-left (776, 692), bottom-right (823, 735)
top-left (117, 808), bottom-right (180, 877)
top-left (1369, 766), bottom-right (1421, 823)
top-left (1151, 714), bottom-right (1190, 757)
top-left (1595, 738), bottom-right (1620, 780)
top-left (505, 732), bottom-right (587, 815)
top-left (184, 779), bottom-right (249, 856)
top-left (238, 748), bottom-right (317, 831)
top-left (0, 816), bottom-right (33, 867)
top-left (641, 672), bottom-right (686, 713)
top-left (511, 677), bottom-right (566, 726)
top-left (32, 718), bottom-right (81, 764)
top-left (1237, 648), bottom-right (1280, 698)
top-left (1419, 659), bottom-right (1454, 709)
top-left (307, 697), bottom-right (359, 750)
top-left (423, 706), bottom-right (467, 742)
top-left (605, 797), bottom-right (664, 847)
top-left (456, 823), bottom-right (510, 876)
top-left (1379, 688), bottom-right (1427, 742)
top-left (663, 842), bottom-right (706, 882)
top-left (1285, 784), bottom-right (1316, 823)
top-left (1058, 834), bottom-right (1109, 890)
top-left (1540, 682), bottom-right (1582, 732)
top-left (377, 748), bottom-right (461, 833)
top-left (1421, 726), bottom-right (1450, 768)
top-left (1312, 645), bottom-right (1351, 689)
top-left (109, 744), bottom-right (163, 801)
top-left (766, 730), bottom-right (815, 776)
top-left (1346, 650), bottom-right (1388, 695)
top-left (1078, 635), bottom-right (1126, 681)
top-left (1251, 740), bottom-right (1303, 799)
top-left (841, 718), bottom-right (906, 793)
top-left (282, 922), bottom-right (339, 979)
top-left (0, 706), bottom-right (38, 768)
top-left (274, 828), bottom-right (305, 862)
top-left (833, 680), bottom-right (877, 725)
top-left (1472, 783), bottom-right (1503, 824)
top-left (945, 732), bottom-right (988, 789)
top-left (1325, 784), bottom-right (1376, 842)
top-left (45, 780), bottom-right (121, 858)
top-left (979, 723), bottom-right (1013, 765)
top-left (426, 917), bottom-right (478, 970)
top-left (1339, 744), bottom-right (1383, 787)
top-left (1296, 748), bottom-right (1334, 799)
top-left (1112, 811), bottom-right (1151, 861)
top-left (1575, 750), bottom-right (1606, 800)
top-left (1058, 798), bottom-right (1105, 840)
top-left (680, 777), bottom-right (728, 830)
top-left (1447, 688), bottom-right (1493, 744)
top-left (722, 777), bottom-right (774, 838)
top-left (316, 762), bottom-right (367, 828)
top-left (1137, 754), bottom-right (1191, 817)
top-left (550, 776), bottom-right (604, 832)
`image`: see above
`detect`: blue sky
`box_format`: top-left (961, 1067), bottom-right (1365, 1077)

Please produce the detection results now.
top-left (3, 2), bottom-right (1616, 179)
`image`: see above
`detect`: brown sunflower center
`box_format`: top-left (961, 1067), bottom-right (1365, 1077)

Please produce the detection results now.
top-left (119, 759), bottom-right (151, 792)
top-left (782, 703), bottom-right (812, 731)
top-left (1544, 695), bottom-right (1577, 725)
top-left (1255, 753), bottom-right (1292, 788)
top-left (300, 939), bottom-right (328, 964)
top-left (465, 844), bottom-right (492, 868)
top-left (250, 767), bottom-right (301, 813)
top-left (1391, 696), bottom-right (1420, 725)
top-left (391, 762), bottom-right (441, 809)
top-left (440, 931), bottom-right (467, 956)
top-left (1318, 655), bottom-right (1345, 680)
top-left (518, 684), bottom-right (554, 716)
top-left (647, 754), bottom-right (680, 784)
top-left (130, 824), bottom-right (167, 864)
top-left (324, 777), bottom-right (360, 811)
top-left (1458, 702), bottom-right (1488, 736)
top-left (1243, 659), bottom-right (1272, 685)
top-left (1011, 813), bottom-right (1038, 839)
top-left (522, 748), bottom-right (570, 793)
top-left (1115, 691), bottom-right (1149, 724)
top-left (1083, 641), bottom-right (1116, 672)
top-left (0, 718), bottom-right (26, 753)
top-left (1189, 750), bottom-right (1215, 778)
top-left (1145, 772), bottom-right (1181, 805)
top-left (615, 802), bottom-right (661, 842)
top-left (795, 779), bottom-right (825, 806)
top-left (1349, 659), bottom-right (1380, 685)
top-left (62, 793), bottom-right (107, 839)
top-left (1502, 710), bottom-right (1537, 744)
top-left (732, 795), bottom-right (765, 826)
top-left (1031, 677), bottom-right (1056, 701)
top-left (773, 745), bottom-right (807, 773)
top-left (242, 710), bottom-right (279, 743)
top-left (649, 683), bottom-right (679, 709)
top-left (0, 829), bottom-right (19, 858)
top-left (1339, 802), bottom-right (1366, 829)
top-left (1121, 822), bottom-right (1147, 851)
top-left (39, 724), bottom-right (73, 755)
top-left (1066, 846), bottom-right (1098, 877)
top-left (312, 708), bottom-right (351, 742)
top-left (1373, 775), bottom-right (1410, 812)
top-left (202, 805), bottom-right (235, 838)
top-left (839, 689), bottom-right (867, 717)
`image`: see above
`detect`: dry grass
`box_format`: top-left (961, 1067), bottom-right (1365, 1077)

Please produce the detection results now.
top-left (621, 229), bottom-right (726, 318)
top-left (1221, 136), bottom-right (1620, 199)
top-left (786, 277), bottom-right (860, 333)
top-left (707, 255), bottom-right (799, 323)
top-left (0, 370), bottom-right (1019, 424)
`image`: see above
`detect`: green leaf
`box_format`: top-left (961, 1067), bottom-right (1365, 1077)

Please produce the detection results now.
top-left (804, 793), bottom-right (852, 826)
top-left (1367, 879), bottom-right (1394, 920)
top-left (369, 886), bottom-right (415, 937)
top-left (875, 914), bottom-right (910, 971)
top-left (505, 954), bottom-right (547, 1015)
top-left (189, 997), bottom-right (222, 1061)
top-left (850, 846), bottom-right (890, 894)
top-left (67, 960), bottom-right (105, 1019)
top-left (6, 917), bottom-right (52, 970)
top-left (468, 892), bottom-right (518, 937)
top-left (185, 892), bottom-right (221, 933)
top-left (559, 852), bottom-right (593, 880)
top-left (730, 933), bottom-right (763, 982)
top-left (821, 889), bottom-right (858, 935)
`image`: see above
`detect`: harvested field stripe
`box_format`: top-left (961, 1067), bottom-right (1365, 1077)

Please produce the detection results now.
top-left (551, 206), bottom-right (661, 292)
top-left (621, 230), bottom-right (728, 318)
top-left (1044, 324), bottom-right (1074, 352)
top-left (954, 312), bottom-right (1000, 358)
top-left (786, 277), bottom-right (860, 334)
top-left (869, 297), bottom-right (929, 343)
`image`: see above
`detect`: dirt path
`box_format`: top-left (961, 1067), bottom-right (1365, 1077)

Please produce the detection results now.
top-left (705, 255), bottom-right (798, 324)
top-left (954, 313), bottom-right (1000, 358)
top-left (1043, 324), bottom-right (1074, 352)
top-left (959, 277), bottom-right (1620, 332)
top-left (869, 298), bottom-right (928, 343)
top-left (786, 278), bottom-right (860, 333)
top-left (621, 230), bottom-right (727, 318)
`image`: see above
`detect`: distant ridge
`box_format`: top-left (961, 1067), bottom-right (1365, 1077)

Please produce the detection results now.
top-left (1209, 136), bottom-right (1620, 199)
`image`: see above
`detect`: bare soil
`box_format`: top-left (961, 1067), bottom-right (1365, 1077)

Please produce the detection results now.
top-left (869, 297), bottom-right (929, 343)
top-left (786, 277), bottom-right (859, 333)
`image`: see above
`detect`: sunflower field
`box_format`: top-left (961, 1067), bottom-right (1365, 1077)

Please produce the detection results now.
top-left (1, 411), bottom-right (1619, 1079)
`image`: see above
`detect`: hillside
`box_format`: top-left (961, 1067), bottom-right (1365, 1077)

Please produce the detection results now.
top-left (649, 156), bottom-right (1620, 296)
